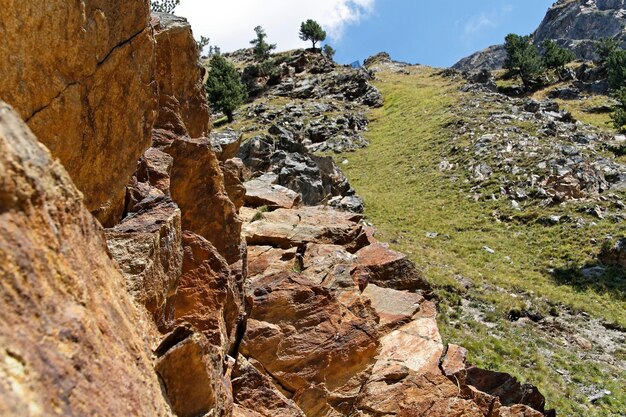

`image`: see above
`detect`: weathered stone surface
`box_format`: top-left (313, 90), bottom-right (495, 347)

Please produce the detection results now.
top-left (241, 272), bottom-right (379, 415)
top-left (106, 198), bottom-right (183, 330)
top-left (0, 102), bottom-right (172, 416)
top-left (223, 158), bottom-right (247, 211)
top-left (155, 330), bottom-right (232, 417)
top-left (354, 242), bottom-right (432, 292)
top-left (599, 237), bottom-right (626, 268)
top-left (232, 356), bottom-right (306, 417)
top-left (152, 13), bottom-right (210, 138)
top-left (137, 148), bottom-right (174, 194)
top-left (442, 344), bottom-right (468, 377)
top-left (161, 136), bottom-right (243, 264)
top-left (212, 129), bottom-right (243, 161)
top-left (173, 232), bottom-right (245, 353)
top-left (245, 174), bottom-right (302, 209)
top-left (0, 1), bottom-right (158, 224)
top-left (362, 284), bottom-right (424, 330)
top-left (248, 245), bottom-right (298, 280)
top-left (243, 206), bottom-right (364, 249)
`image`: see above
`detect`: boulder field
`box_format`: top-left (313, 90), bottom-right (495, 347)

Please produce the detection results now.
top-left (0, 1), bottom-right (553, 416)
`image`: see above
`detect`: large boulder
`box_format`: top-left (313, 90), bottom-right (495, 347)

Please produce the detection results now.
top-left (0, 102), bottom-right (172, 415)
top-left (0, 0), bottom-right (158, 224)
top-left (152, 13), bottom-right (210, 138)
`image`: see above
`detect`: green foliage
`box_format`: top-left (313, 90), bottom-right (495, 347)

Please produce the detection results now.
top-left (151, 0), bottom-right (179, 13)
top-left (606, 48), bottom-right (626, 90)
top-left (503, 34), bottom-right (544, 86)
top-left (205, 55), bottom-right (246, 122)
top-left (196, 36), bottom-right (210, 55)
top-left (323, 44), bottom-right (336, 60)
top-left (541, 40), bottom-right (575, 70)
top-left (299, 19), bottom-right (326, 50)
top-left (596, 37), bottom-right (620, 67)
top-left (250, 26), bottom-right (276, 62)
top-left (611, 87), bottom-right (626, 132)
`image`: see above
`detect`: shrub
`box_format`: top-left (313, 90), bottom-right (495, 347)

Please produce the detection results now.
top-left (541, 40), bottom-right (575, 70)
top-left (151, 0), bottom-right (179, 13)
top-left (323, 44), bottom-right (336, 60)
top-left (205, 55), bottom-right (247, 122)
top-left (250, 26), bottom-right (276, 62)
top-left (299, 19), bottom-right (326, 50)
top-left (596, 38), bottom-right (620, 68)
top-left (611, 87), bottom-right (626, 132)
top-left (606, 48), bottom-right (626, 90)
top-left (504, 34), bottom-right (544, 87)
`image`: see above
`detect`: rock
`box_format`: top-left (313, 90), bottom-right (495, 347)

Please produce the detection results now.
top-left (152, 13), bottom-right (210, 138)
top-left (354, 243), bottom-right (432, 292)
top-left (441, 344), bottom-right (468, 377)
top-left (211, 129), bottom-right (243, 162)
top-left (548, 87), bottom-right (581, 100)
top-left (328, 195), bottom-right (365, 213)
top-left (244, 206), bottom-right (366, 250)
top-left (247, 246), bottom-right (299, 280)
top-left (362, 284), bottom-right (425, 331)
top-left (241, 272), bottom-right (379, 415)
top-left (155, 330), bottom-right (232, 417)
top-left (0, 0), bottom-right (158, 224)
top-left (161, 136), bottom-right (243, 265)
top-left (222, 158), bottom-right (247, 212)
top-left (173, 232), bottom-right (245, 353)
top-left (598, 237), bottom-right (626, 268)
top-left (232, 356), bottom-right (306, 417)
top-left (106, 198), bottom-right (183, 331)
top-left (0, 102), bottom-right (172, 415)
top-left (137, 148), bottom-right (174, 194)
top-left (244, 174), bottom-right (302, 209)
top-left (453, 44), bottom-right (507, 72)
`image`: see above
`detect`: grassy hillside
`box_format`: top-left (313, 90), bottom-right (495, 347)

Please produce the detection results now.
top-left (337, 66), bottom-right (626, 416)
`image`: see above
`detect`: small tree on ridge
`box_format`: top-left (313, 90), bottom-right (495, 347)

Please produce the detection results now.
top-left (250, 26), bottom-right (276, 62)
top-left (299, 19), bottom-right (326, 50)
top-left (151, 0), bottom-right (179, 13)
top-left (205, 55), bottom-right (246, 122)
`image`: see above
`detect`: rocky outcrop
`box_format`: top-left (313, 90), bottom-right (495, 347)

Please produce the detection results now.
top-left (0, 0), bottom-right (158, 224)
top-left (0, 102), bottom-right (172, 416)
top-left (453, 0), bottom-right (626, 71)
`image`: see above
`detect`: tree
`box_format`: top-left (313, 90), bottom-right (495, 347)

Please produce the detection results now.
top-left (606, 48), bottom-right (626, 90)
top-left (504, 33), bottom-right (544, 86)
top-left (299, 19), bottom-right (326, 50)
top-left (596, 37), bottom-right (620, 68)
top-left (541, 40), bottom-right (575, 70)
top-left (611, 87), bottom-right (626, 132)
top-left (205, 55), bottom-right (246, 122)
top-left (151, 0), bottom-right (179, 13)
top-left (323, 44), bottom-right (336, 60)
top-left (250, 26), bottom-right (276, 61)
top-left (196, 36), bottom-right (210, 55)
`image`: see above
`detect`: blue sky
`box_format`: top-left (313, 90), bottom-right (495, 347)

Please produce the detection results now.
top-left (177, 0), bottom-right (556, 67)
top-left (333, 0), bottom-right (555, 66)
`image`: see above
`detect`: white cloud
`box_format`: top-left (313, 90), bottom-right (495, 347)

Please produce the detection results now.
top-left (462, 4), bottom-right (514, 36)
top-left (174, 0), bottom-right (375, 53)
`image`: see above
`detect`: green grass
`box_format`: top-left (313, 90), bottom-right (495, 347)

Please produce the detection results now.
top-left (337, 66), bottom-right (626, 416)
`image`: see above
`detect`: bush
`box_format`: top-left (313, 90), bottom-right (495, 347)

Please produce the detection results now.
top-left (596, 38), bottom-right (620, 68)
top-left (250, 26), bottom-right (276, 62)
top-left (151, 0), bottom-right (179, 13)
top-left (299, 19), bottom-right (326, 50)
top-left (542, 40), bottom-right (575, 70)
top-left (611, 87), bottom-right (626, 132)
top-left (205, 55), bottom-right (246, 122)
top-left (323, 44), bottom-right (336, 61)
top-left (504, 34), bottom-right (544, 87)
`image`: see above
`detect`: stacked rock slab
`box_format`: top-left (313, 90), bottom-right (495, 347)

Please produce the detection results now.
top-left (0, 102), bottom-right (173, 416)
top-left (0, 0), bottom-right (158, 225)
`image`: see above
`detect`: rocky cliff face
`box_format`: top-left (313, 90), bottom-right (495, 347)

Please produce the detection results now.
top-left (0, 1), bottom-right (553, 416)
top-left (453, 0), bottom-right (626, 72)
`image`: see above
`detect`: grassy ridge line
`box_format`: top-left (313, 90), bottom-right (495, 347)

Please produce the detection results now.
top-left (337, 66), bottom-right (625, 416)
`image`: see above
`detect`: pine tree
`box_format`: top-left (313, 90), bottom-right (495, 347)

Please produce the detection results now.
top-left (250, 26), bottom-right (276, 62)
top-left (541, 40), bottom-right (575, 70)
top-left (299, 20), bottom-right (326, 50)
top-left (504, 34), bottom-right (544, 87)
top-left (323, 44), bottom-right (336, 60)
top-left (205, 55), bottom-right (246, 122)
top-left (151, 0), bottom-right (179, 13)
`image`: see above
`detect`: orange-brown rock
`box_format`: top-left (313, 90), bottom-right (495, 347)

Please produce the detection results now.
top-left (160, 136), bottom-right (243, 264)
top-left (106, 198), bottom-right (183, 331)
top-left (241, 272), bottom-right (379, 415)
top-left (0, 102), bottom-right (172, 416)
top-left (232, 356), bottom-right (306, 417)
top-left (0, 1), bottom-right (158, 224)
top-left (243, 206), bottom-right (365, 249)
top-left (152, 13), bottom-right (210, 138)
top-left (136, 147), bottom-right (174, 194)
top-left (354, 242), bottom-right (432, 292)
top-left (362, 283), bottom-right (424, 331)
top-left (155, 328), bottom-right (233, 417)
top-left (223, 158), bottom-right (247, 211)
top-left (245, 174), bottom-right (303, 209)
top-left (248, 245), bottom-right (299, 279)
top-left (173, 231), bottom-right (245, 352)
